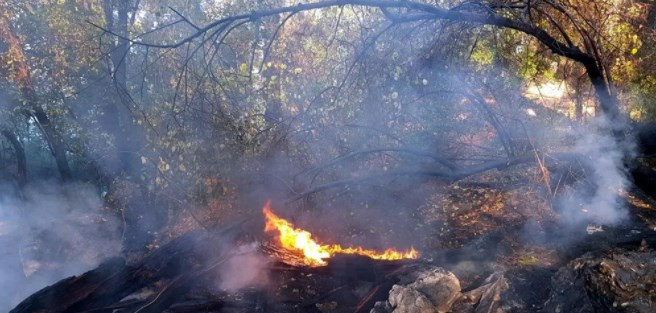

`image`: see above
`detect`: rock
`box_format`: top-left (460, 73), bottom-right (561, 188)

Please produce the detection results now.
top-left (544, 248), bottom-right (656, 313)
top-left (371, 267), bottom-right (461, 313)
top-left (371, 300), bottom-right (393, 313)
top-left (389, 285), bottom-right (441, 313)
top-left (371, 268), bottom-right (523, 313)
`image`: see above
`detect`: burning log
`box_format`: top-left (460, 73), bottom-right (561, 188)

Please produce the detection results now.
top-left (262, 200), bottom-right (418, 267)
top-left (258, 197), bottom-right (426, 313)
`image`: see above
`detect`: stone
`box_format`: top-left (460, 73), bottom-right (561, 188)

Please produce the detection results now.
top-left (370, 267), bottom-right (523, 313)
top-left (372, 267), bottom-right (461, 313)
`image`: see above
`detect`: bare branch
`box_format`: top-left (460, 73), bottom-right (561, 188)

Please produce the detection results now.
top-left (169, 7), bottom-right (200, 31)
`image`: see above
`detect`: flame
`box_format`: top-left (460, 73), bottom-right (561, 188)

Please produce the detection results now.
top-left (262, 201), bottom-right (418, 266)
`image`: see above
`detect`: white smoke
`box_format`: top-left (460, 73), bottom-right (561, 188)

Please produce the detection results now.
top-left (217, 242), bottom-right (269, 292)
top-left (557, 116), bottom-right (632, 226)
top-left (0, 181), bottom-right (121, 311)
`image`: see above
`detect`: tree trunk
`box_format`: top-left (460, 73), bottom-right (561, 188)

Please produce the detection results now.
top-left (103, 0), bottom-right (143, 178)
top-left (583, 61), bottom-right (620, 123)
top-left (1, 129), bottom-right (27, 186)
top-left (103, 0), bottom-right (161, 254)
top-left (30, 106), bottom-right (73, 180)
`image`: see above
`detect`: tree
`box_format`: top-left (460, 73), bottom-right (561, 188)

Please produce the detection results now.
top-left (0, 3), bottom-right (72, 180)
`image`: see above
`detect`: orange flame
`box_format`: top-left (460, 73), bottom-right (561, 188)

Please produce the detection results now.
top-left (262, 201), bottom-right (418, 266)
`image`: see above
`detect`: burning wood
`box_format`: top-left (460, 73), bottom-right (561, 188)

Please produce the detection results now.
top-left (262, 200), bottom-right (418, 266)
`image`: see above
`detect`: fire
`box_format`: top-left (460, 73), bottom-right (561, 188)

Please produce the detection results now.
top-left (262, 201), bottom-right (418, 266)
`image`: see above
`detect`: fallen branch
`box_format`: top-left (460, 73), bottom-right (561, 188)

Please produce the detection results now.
top-left (289, 153), bottom-right (576, 202)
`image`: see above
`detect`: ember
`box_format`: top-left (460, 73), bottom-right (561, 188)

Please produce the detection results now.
top-left (262, 200), bottom-right (418, 266)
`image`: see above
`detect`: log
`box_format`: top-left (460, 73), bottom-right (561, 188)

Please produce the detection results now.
top-left (10, 257), bottom-right (127, 313)
top-left (10, 222), bottom-right (246, 313)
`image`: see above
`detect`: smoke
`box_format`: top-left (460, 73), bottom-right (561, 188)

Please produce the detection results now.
top-left (217, 242), bottom-right (269, 292)
top-left (556, 116), bottom-right (632, 227)
top-left (0, 181), bottom-right (121, 311)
